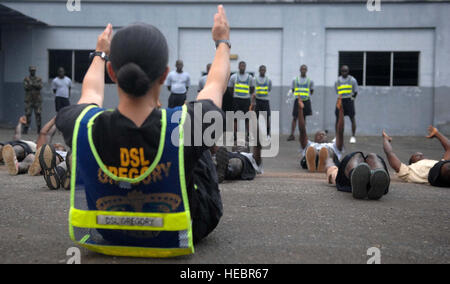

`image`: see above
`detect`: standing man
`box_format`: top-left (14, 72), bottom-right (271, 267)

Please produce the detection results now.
top-left (23, 66), bottom-right (43, 134)
top-left (228, 61), bottom-right (254, 143)
top-left (51, 67), bottom-right (72, 112)
top-left (252, 65), bottom-right (272, 137)
top-left (198, 63), bottom-right (212, 92)
top-left (165, 59), bottom-right (191, 108)
top-left (288, 65), bottom-right (314, 141)
top-left (335, 65), bottom-right (359, 144)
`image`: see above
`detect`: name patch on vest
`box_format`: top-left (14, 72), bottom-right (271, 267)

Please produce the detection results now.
top-left (97, 215), bottom-right (164, 227)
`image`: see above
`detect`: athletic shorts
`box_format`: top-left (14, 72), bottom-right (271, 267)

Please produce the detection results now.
top-left (168, 93), bottom-right (186, 108)
top-left (428, 160), bottom-right (450, 187)
top-left (222, 90), bottom-right (234, 113)
top-left (292, 98), bottom-right (312, 118)
top-left (233, 97), bottom-right (251, 113)
top-left (335, 98), bottom-right (355, 119)
top-left (55, 97), bottom-right (70, 113)
top-left (255, 99), bottom-right (271, 118)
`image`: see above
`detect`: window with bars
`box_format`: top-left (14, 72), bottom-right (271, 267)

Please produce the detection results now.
top-left (49, 49), bottom-right (113, 84)
top-left (338, 51), bottom-right (419, 86)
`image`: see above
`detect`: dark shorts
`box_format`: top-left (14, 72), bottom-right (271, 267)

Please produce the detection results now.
top-left (55, 97), bottom-right (70, 113)
top-left (168, 93), bottom-right (186, 108)
top-left (335, 98), bottom-right (355, 119)
top-left (233, 97), bottom-right (251, 113)
top-left (335, 152), bottom-right (389, 193)
top-left (255, 99), bottom-right (271, 118)
top-left (292, 98), bottom-right (312, 119)
top-left (428, 160), bottom-right (450, 188)
top-left (190, 150), bottom-right (224, 243)
top-left (222, 90), bottom-right (234, 113)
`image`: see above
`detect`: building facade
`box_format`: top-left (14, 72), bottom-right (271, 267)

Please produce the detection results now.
top-left (0, 0), bottom-right (449, 135)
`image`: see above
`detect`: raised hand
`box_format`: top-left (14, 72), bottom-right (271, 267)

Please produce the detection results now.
top-left (212, 5), bottom-right (230, 42)
top-left (426, 125), bottom-right (438, 139)
top-left (382, 130), bottom-right (392, 142)
top-left (96, 23), bottom-right (113, 55)
top-left (19, 116), bottom-right (27, 125)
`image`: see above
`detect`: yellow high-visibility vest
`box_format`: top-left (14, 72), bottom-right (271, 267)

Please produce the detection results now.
top-left (294, 77), bottom-right (311, 101)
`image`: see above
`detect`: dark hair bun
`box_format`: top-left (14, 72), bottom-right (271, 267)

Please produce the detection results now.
top-left (116, 62), bottom-right (151, 97)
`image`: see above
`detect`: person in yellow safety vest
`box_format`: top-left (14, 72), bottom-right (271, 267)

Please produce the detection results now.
top-left (251, 65), bottom-right (272, 137)
top-left (227, 61), bottom-right (255, 144)
top-left (288, 65), bottom-right (314, 142)
top-left (335, 65), bottom-right (359, 144)
top-left (55, 5), bottom-right (231, 257)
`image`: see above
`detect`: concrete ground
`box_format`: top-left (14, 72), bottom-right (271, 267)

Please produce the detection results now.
top-left (0, 128), bottom-right (449, 264)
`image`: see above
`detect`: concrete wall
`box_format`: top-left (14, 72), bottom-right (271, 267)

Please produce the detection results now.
top-left (0, 1), bottom-right (449, 135)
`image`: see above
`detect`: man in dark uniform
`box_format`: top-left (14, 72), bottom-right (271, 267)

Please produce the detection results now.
top-left (23, 66), bottom-right (43, 134)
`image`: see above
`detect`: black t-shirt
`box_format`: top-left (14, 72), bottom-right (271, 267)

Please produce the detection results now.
top-left (56, 99), bottom-right (224, 191)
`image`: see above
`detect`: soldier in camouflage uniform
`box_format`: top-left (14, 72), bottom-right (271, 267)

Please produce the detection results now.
top-left (23, 66), bottom-right (43, 134)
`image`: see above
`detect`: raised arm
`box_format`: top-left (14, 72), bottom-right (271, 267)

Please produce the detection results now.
top-left (13, 116), bottom-right (27, 141)
top-left (298, 100), bottom-right (308, 149)
top-left (196, 5), bottom-right (230, 108)
top-left (382, 130), bottom-right (402, 172)
top-left (335, 97), bottom-right (344, 151)
top-left (36, 117), bottom-right (57, 149)
top-left (77, 24), bottom-right (113, 107)
top-left (427, 126), bottom-right (450, 160)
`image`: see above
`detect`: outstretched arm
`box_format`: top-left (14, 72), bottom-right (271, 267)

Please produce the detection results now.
top-left (382, 130), bottom-right (402, 172)
top-left (36, 117), bottom-right (57, 149)
top-left (197, 5), bottom-right (230, 108)
top-left (335, 97), bottom-right (344, 151)
top-left (13, 116), bottom-right (27, 141)
top-left (78, 24), bottom-right (113, 107)
top-left (298, 100), bottom-right (308, 149)
top-left (427, 126), bottom-right (450, 160)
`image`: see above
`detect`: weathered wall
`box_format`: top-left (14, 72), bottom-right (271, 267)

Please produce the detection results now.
top-left (0, 1), bottom-right (449, 135)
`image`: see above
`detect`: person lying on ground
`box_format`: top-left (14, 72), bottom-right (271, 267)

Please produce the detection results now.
top-left (297, 97), bottom-right (344, 172)
top-left (214, 146), bottom-right (262, 184)
top-left (1, 116), bottom-right (65, 177)
top-left (325, 151), bottom-right (390, 200)
top-left (382, 127), bottom-right (450, 188)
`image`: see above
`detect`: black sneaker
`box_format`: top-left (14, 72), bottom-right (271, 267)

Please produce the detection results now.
top-left (216, 147), bottom-right (229, 184)
top-left (351, 163), bottom-right (371, 200)
top-left (368, 169), bottom-right (390, 200)
top-left (39, 144), bottom-right (60, 190)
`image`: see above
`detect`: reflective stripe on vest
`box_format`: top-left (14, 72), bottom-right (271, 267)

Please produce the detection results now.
top-left (337, 84), bottom-right (353, 97)
top-left (294, 77), bottom-right (311, 101)
top-left (69, 105), bottom-right (194, 258)
top-left (255, 77), bottom-right (269, 98)
top-left (234, 75), bottom-right (251, 98)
